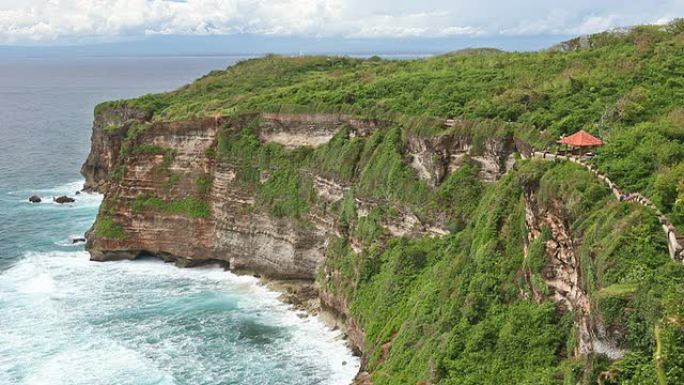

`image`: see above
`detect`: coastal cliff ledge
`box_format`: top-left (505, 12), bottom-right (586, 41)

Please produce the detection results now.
top-left (82, 107), bottom-right (516, 278)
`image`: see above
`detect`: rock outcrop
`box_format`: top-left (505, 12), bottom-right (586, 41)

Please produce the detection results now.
top-left (82, 107), bottom-right (518, 371)
top-left (259, 113), bottom-right (387, 148)
top-left (405, 132), bottom-right (516, 186)
top-left (54, 196), bottom-right (76, 204)
top-left (523, 186), bottom-right (624, 359)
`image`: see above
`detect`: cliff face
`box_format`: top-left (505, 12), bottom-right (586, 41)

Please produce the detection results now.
top-left (82, 105), bottom-right (684, 384)
top-left (405, 132), bottom-right (516, 186)
top-left (82, 107), bottom-right (516, 354)
top-left (81, 106), bottom-right (151, 191)
top-left (85, 112), bottom-right (330, 278)
top-left (83, 108), bottom-right (515, 278)
top-left (523, 188), bottom-right (624, 359)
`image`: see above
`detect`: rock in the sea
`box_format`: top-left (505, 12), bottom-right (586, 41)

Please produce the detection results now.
top-left (28, 195), bottom-right (42, 203)
top-left (71, 237), bottom-right (86, 244)
top-left (75, 191), bottom-right (81, 195)
top-left (54, 196), bottom-right (76, 204)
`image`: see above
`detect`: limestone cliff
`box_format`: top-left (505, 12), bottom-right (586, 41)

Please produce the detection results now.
top-left (82, 107), bottom-right (516, 357)
top-left (522, 187), bottom-right (625, 359)
top-left (83, 108), bottom-right (514, 276)
top-left (82, 104), bottom-right (682, 384)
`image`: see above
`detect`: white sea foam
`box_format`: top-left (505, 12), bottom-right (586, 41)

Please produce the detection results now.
top-left (0, 251), bottom-right (360, 385)
top-left (20, 272), bottom-right (56, 294)
top-left (13, 180), bottom-right (102, 208)
top-left (54, 234), bottom-right (87, 247)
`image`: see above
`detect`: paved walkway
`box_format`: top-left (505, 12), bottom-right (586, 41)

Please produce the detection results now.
top-left (448, 122), bottom-right (684, 261)
top-left (522, 149), bottom-right (683, 262)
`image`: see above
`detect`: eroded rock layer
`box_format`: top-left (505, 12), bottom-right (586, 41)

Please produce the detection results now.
top-left (83, 108), bottom-right (516, 278)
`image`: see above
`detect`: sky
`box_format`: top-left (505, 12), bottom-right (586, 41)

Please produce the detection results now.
top-left (0, 1), bottom-right (682, 54)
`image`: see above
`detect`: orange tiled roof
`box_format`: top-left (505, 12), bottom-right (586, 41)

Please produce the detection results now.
top-left (557, 130), bottom-right (604, 147)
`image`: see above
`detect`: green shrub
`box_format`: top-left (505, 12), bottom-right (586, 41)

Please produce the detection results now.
top-left (195, 175), bottom-right (213, 196)
top-left (94, 216), bottom-right (125, 240)
top-left (131, 194), bottom-right (210, 219)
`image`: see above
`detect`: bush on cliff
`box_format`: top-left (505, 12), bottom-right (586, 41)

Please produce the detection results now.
top-left (323, 161), bottom-right (684, 385)
top-left (103, 20), bottom-right (684, 225)
top-left (92, 22), bottom-right (684, 384)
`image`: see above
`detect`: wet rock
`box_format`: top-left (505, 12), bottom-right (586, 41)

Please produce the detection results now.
top-left (28, 195), bottom-right (42, 203)
top-left (75, 191), bottom-right (81, 195)
top-left (54, 196), bottom-right (76, 204)
top-left (352, 371), bottom-right (372, 385)
top-left (71, 237), bottom-right (87, 244)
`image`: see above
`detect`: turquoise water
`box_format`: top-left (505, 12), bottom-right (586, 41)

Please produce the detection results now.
top-left (0, 57), bottom-right (359, 385)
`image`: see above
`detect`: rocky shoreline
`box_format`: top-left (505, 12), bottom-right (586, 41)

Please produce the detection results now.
top-left (96, 254), bottom-right (368, 384)
top-left (81, 108), bottom-right (517, 385)
top-left (244, 273), bottom-right (371, 384)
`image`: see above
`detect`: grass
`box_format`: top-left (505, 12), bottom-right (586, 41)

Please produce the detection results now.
top-left (96, 20), bottom-right (684, 227)
top-left (94, 216), bottom-right (125, 240)
top-left (131, 194), bottom-right (210, 219)
top-left (595, 283), bottom-right (639, 299)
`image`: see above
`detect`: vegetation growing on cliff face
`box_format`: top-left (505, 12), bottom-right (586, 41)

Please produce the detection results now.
top-left (99, 20), bottom-right (684, 227)
top-left (213, 117), bottom-right (481, 225)
top-left (216, 125), bottom-right (316, 219)
top-left (323, 161), bottom-right (684, 385)
top-left (89, 21), bottom-right (684, 385)
top-left (93, 198), bottom-right (126, 240)
top-left (130, 194), bottom-right (210, 219)
top-left (93, 216), bottom-right (125, 240)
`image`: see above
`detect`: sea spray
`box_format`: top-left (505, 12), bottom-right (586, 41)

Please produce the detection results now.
top-left (0, 251), bottom-right (360, 385)
top-left (0, 56), bottom-right (361, 385)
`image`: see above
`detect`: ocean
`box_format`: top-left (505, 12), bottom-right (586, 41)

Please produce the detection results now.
top-left (0, 56), bottom-right (359, 385)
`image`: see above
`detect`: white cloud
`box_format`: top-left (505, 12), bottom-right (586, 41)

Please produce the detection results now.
top-left (0, 0), bottom-right (682, 44)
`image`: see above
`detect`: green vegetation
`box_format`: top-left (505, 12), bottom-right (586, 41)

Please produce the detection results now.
top-left (163, 173), bottom-right (181, 190)
top-left (195, 175), bottom-right (213, 196)
top-left (216, 124), bottom-right (316, 219)
top-left (131, 194), bottom-right (210, 219)
top-left (93, 196), bottom-right (126, 240)
top-left (130, 144), bottom-right (169, 155)
top-left (93, 216), bottom-right (125, 240)
top-left (210, 116), bottom-right (487, 223)
top-left (356, 127), bottom-right (430, 206)
top-left (93, 21), bottom-right (684, 385)
top-left (322, 160), bottom-right (684, 385)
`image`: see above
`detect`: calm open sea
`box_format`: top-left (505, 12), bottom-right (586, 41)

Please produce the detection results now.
top-left (0, 56), bottom-right (359, 385)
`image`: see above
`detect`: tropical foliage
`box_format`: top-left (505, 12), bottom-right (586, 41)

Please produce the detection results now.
top-left (95, 21), bottom-right (684, 384)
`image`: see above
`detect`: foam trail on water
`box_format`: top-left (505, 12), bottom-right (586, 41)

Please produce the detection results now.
top-left (0, 251), bottom-right (360, 385)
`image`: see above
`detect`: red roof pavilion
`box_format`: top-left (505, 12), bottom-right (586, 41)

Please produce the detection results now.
top-left (557, 130), bottom-right (604, 147)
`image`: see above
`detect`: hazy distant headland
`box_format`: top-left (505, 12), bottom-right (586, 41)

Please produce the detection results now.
top-left (0, 33), bottom-right (572, 58)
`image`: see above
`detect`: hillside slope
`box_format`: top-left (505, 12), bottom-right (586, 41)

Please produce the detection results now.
top-left (85, 22), bottom-right (684, 385)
